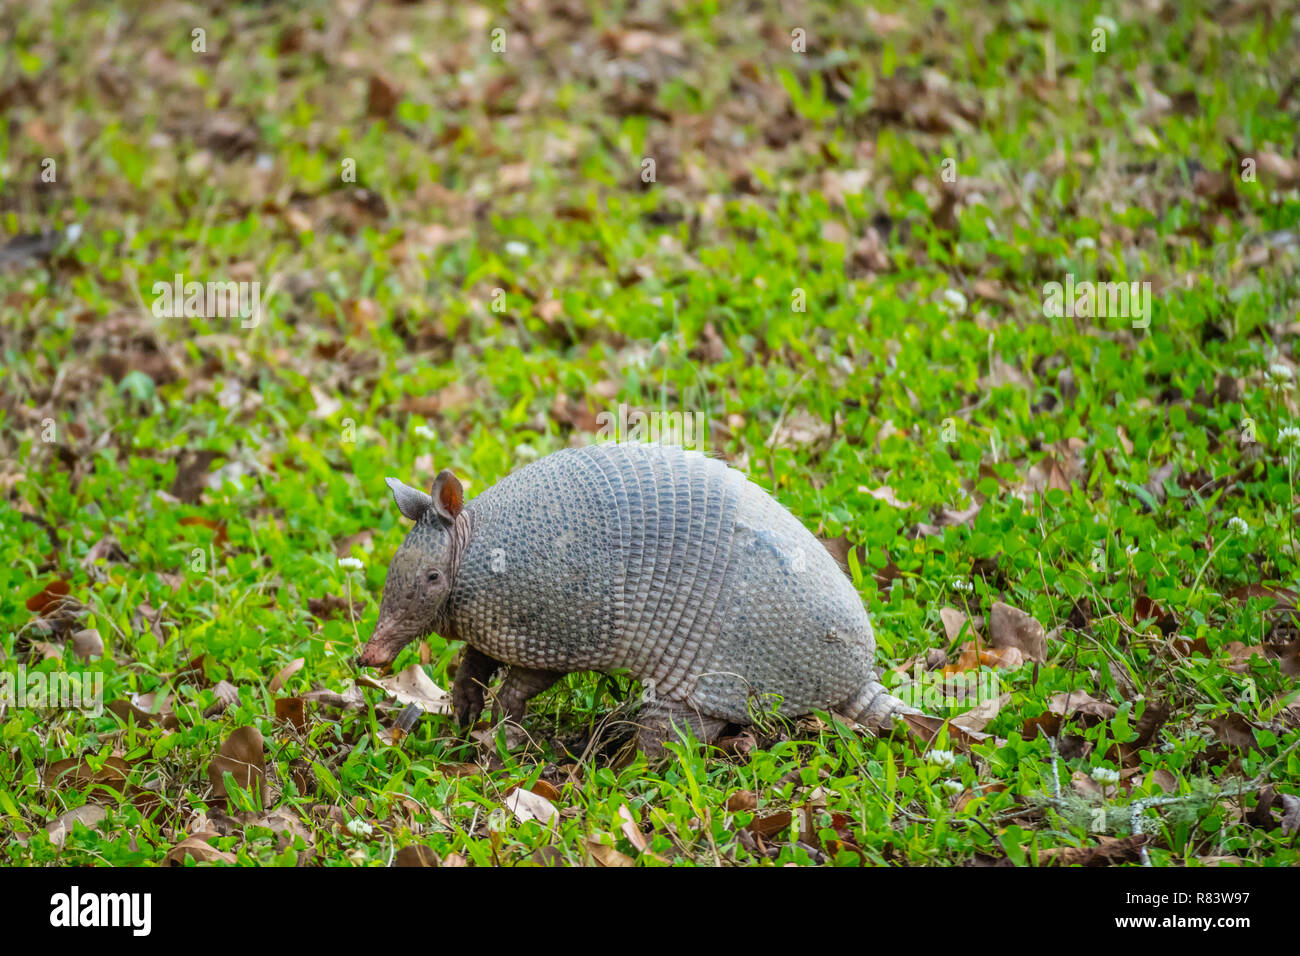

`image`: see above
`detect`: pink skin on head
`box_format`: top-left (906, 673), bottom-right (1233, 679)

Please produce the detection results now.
top-left (356, 619), bottom-right (407, 667)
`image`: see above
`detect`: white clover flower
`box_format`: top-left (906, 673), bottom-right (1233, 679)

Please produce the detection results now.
top-left (1227, 517), bottom-right (1249, 536)
top-left (1076, 237), bottom-right (1096, 250)
top-left (1267, 364), bottom-right (1293, 385)
top-left (338, 557), bottom-right (364, 570)
top-left (1090, 767), bottom-right (1120, 786)
top-left (515, 443), bottom-right (539, 462)
top-left (926, 749), bottom-right (957, 770)
top-left (346, 818), bottom-right (373, 838)
top-left (504, 241), bottom-right (529, 257)
top-left (1279, 426), bottom-right (1300, 448)
top-left (941, 778), bottom-right (964, 795)
top-left (413, 424), bottom-right (436, 440)
top-left (952, 578), bottom-right (974, 593)
top-left (1125, 544), bottom-right (1139, 556)
top-left (1093, 15), bottom-right (1117, 34)
top-left (942, 289), bottom-right (968, 314)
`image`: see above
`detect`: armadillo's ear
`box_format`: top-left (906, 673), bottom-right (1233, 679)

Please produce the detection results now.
top-left (386, 477), bottom-right (432, 522)
top-left (430, 469), bottom-right (464, 523)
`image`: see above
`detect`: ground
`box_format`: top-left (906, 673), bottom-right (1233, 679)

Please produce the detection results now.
top-left (1, 0), bottom-right (1298, 866)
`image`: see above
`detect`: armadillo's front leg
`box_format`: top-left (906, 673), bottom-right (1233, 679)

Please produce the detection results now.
top-left (490, 666), bottom-right (563, 728)
top-left (451, 645), bottom-right (503, 728)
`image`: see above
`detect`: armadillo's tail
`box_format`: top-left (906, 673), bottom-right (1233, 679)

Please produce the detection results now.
top-left (839, 676), bottom-right (923, 734)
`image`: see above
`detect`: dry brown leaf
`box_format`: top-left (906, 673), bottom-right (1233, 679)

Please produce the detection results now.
top-left (940, 606), bottom-right (978, 643)
top-left (71, 628), bottom-right (103, 660)
top-left (1147, 769), bottom-right (1177, 793)
top-left (530, 779), bottom-right (562, 802)
top-left (769, 408), bottom-right (832, 450)
top-left (726, 790), bottom-right (758, 813)
top-left (44, 754), bottom-right (131, 790)
top-left (617, 804), bottom-right (649, 853)
top-left (366, 73), bottom-right (402, 118)
top-left (950, 692), bottom-right (1010, 733)
top-left (746, 810), bottom-right (793, 838)
top-left (357, 664), bottom-right (451, 716)
top-left (1037, 834), bottom-right (1148, 867)
top-left (988, 602), bottom-right (1048, 664)
top-left (1223, 642), bottom-right (1264, 673)
top-left (208, 725), bottom-right (266, 801)
top-left (306, 594), bottom-right (362, 621)
top-left (202, 679), bottom-right (240, 718)
top-left (275, 697), bottom-right (307, 732)
top-left (954, 782), bottom-right (1007, 812)
top-left (108, 691), bottom-right (179, 730)
top-left (1047, 690), bottom-right (1117, 722)
top-left (1280, 794), bottom-right (1300, 836)
top-left (550, 393), bottom-right (602, 433)
top-left (395, 844), bottom-right (440, 867)
top-left (1209, 712), bottom-right (1262, 751)
top-left (1256, 151), bottom-right (1300, 187)
top-left (46, 804), bottom-right (107, 847)
top-left (586, 837), bottom-right (635, 867)
top-left (1070, 771), bottom-right (1105, 799)
top-left (26, 579), bottom-right (71, 614)
top-left (506, 787), bottom-right (558, 826)
top-left (269, 658), bottom-right (305, 694)
top-left (946, 642), bottom-right (1024, 673)
top-left (861, 485), bottom-right (911, 509)
top-left (164, 835), bottom-right (237, 866)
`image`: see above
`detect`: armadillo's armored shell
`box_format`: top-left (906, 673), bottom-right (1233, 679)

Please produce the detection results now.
top-left (448, 443), bottom-right (878, 723)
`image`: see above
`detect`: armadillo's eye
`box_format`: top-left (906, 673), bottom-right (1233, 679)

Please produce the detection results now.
top-left (426, 570), bottom-right (441, 584)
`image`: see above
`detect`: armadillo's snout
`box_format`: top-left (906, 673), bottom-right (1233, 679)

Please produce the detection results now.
top-left (357, 619), bottom-right (404, 668)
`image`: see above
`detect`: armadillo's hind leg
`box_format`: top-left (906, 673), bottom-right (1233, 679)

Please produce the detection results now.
top-left (840, 676), bottom-right (922, 734)
top-left (491, 665), bottom-right (564, 729)
top-left (635, 700), bottom-right (729, 758)
top-left (451, 645), bottom-right (503, 728)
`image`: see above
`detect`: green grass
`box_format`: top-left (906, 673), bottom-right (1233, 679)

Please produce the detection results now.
top-left (1, 0), bottom-right (1298, 866)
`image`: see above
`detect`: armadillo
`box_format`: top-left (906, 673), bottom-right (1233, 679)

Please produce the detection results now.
top-left (358, 442), bottom-right (919, 750)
